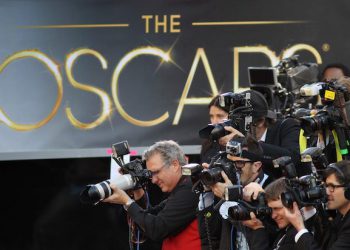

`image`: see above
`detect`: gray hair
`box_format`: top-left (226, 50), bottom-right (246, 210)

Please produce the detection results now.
top-left (143, 140), bottom-right (187, 167)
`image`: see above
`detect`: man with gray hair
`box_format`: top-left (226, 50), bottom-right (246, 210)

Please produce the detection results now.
top-left (103, 140), bottom-right (201, 250)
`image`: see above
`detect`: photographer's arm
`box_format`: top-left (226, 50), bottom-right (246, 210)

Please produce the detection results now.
top-left (218, 126), bottom-right (244, 146)
top-left (242, 212), bottom-right (269, 250)
top-left (242, 183), bottom-right (265, 202)
top-left (102, 185), bottom-right (134, 207)
top-left (284, 202), bottom-right (321, 250)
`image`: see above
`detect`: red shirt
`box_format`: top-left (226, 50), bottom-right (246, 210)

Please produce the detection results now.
top-left (162, 219), bottom-right (201, 250)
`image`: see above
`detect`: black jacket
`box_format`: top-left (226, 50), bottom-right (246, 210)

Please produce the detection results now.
top-left (127, 176), bottom-right (199, 241)
top-left (296, 210), bottom-right (350, 250)
top-left (323, 210), bottom-right (350, 249)
top-left (261, 117), bottom-right (301, 179)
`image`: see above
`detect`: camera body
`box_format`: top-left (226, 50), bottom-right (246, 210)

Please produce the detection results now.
top-left (273, 156), bottom-right (326, 208)
top-left (80, 141), bottom-right (151, 205)
top-left (281, 175), bottom-right (327, 209)
top-left (200, 151), bottom-right (238, 187)
top-left (228, 192), bottom-right (271, 221)
top-left (185, 141), bottom-right (243, 194)
top-left (298, 79), bottom-right (350, 135)
top-left (249, 55), bottom-right (319, 116)
top-left (199, 92), bottom-right (252, 141)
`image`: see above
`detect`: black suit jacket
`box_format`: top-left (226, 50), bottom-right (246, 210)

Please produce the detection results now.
top-left (296, 210), bottom-right (350, 250)
top-left (324, 210), bottom-right (350, 249)
top-left (261, 117), bottom-right (301, 179)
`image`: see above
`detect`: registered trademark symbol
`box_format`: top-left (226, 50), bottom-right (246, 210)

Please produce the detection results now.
top-left (322, 43), bottom-right (330, 52)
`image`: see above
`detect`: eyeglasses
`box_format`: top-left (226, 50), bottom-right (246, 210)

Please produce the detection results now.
top-left (233, 160), bottom-right (252, 168)
top-left (149, 164), bottom-right (167, 178)
top-left (324, 183), bottom-right (345, 192)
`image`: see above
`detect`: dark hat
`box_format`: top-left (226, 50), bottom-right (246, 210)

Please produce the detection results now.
top-left (241, 89), bottom-right (276, 120)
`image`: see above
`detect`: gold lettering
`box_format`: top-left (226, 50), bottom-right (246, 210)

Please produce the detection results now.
top-left (281, 44), bottom-right (322, 64)
top-left (141, 15), bottom-right (153, 34)
top-left (0, 50), bottom-right (63, 131)
top-left (173, 48), bottom-right (219, 125)
top-left (234, 46), bottom-right (279, 93)
top-left (170, 15), bottom-right (181, 33)
top-left (155, 15), bottom-right (167, 33)
top-left (111, 47), bottom-right (170, 126)
top-left (65, 48), bottom-right (112, 129)
top-left (234, 44), bottom-right (323, 93)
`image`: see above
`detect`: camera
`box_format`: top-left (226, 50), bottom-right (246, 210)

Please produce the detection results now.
top-left (300, 82), bottom-right (323, 97)
top-left (226, 140), bottom-right (242, 156)
top-left (301, 147), bottom-right (329, 171)
top-left (273, 156), bottom-right (326, 208)
top-left (228, 192), bottom-right (271, 221)
top-left (299, 110), bottom-right (339, 137)
top-left (281, 175), bottom-right (327, 209)
top-left (199, 92), bottom-right (252, 141)
top-left (199, 140), bottom-right (244, 187)
top-left (299, 80), bottom-right (350, 128)
top-left (185, 142), bottom-right (243, 194)
top-left (249, 55), bottom-right (319, 117)
top-left (80, 141), bottom-right (151, 205)
top-left (273, 156), bottom-right (298, 178)
top-left (200, 152), bottom-right (237, 186)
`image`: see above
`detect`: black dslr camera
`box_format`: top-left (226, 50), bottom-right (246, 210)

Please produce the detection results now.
top-left (273, 156), bottom-right (327, 209)
top-left (199, 92), bottom-right (253, 141)
top-left (80, 141), bottom-right (151, 205)
top-left (299, 80), bottom-right (350, 135)
top-left (228, 192), bottom-right (272, 221)
top-left (182, 140), bottom-right (242, 194)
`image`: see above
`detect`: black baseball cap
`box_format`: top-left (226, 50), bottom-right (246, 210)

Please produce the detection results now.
top-left (241, 89), bottom-right (276, 120)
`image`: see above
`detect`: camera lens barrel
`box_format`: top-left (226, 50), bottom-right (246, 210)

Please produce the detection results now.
top-left (80, 174), bottom-right (135, 205)
top-left (228, 205), bottom-right (251, 220)
top-left (200, 167), bottom-right (223, 186)
top-left (80, 180), bottom-right (112, 205)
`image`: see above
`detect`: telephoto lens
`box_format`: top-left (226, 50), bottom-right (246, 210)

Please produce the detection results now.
top-left (80, 174), bottom-right (135, 205)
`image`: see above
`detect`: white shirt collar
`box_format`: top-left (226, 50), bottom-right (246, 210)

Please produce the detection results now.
top-left (259, 128), bottom-right (268, 142)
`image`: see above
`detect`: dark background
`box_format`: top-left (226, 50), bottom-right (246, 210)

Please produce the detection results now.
top-left (1, 0), bottom-right (348, 159)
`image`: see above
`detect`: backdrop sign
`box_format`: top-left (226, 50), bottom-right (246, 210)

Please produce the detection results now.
top-left (1, 0), bottom-right (349, 160)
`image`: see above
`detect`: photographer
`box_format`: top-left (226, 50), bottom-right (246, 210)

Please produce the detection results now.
top-left (244, 178), bottom-right (322, 250)
top-left (200, 95), bottom-right (230, 164)
top-left (103, 140), bottom-right (201, 250)
top-left (284, 160), bottom-right (350, 250)
top-left (224, 89), bottom-right (301, 179)
top-left (220, 135), bottom-right (274, 250)
top-left (301, 76), bottom-right (350, 164)
top-left (198, 135), bottom-right (273, 250)
top-left (321, 63), bottom-right (350, 81)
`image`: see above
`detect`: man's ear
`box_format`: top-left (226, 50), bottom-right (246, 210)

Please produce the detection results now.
top-left (253, 161), bottom-right (262, 173)
top-left (171, 159), bottom-right (181, 172)
top-left (255, 118), bottom-right (266, 128)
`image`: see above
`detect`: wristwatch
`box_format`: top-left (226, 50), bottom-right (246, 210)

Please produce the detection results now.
top-left (123, 198), bottom-right (135, 210)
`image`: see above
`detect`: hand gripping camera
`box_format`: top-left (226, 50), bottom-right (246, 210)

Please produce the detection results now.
top-left (199, 92), bottom-right (252, 141)
top-left (228, 192), bottom-right (271, 221)
top-left (182, 140), bottom-right (242, 194)
top-left (80, 141), bottom-right (151, 205)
